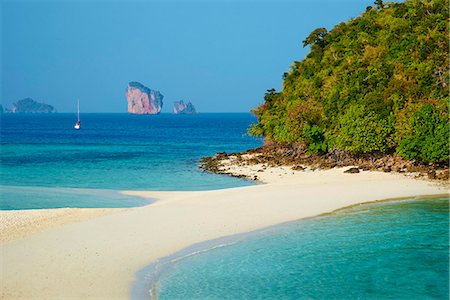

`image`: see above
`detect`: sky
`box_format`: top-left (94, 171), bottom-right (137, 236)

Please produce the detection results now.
top-left (2, 0), bottom-right (375, 113)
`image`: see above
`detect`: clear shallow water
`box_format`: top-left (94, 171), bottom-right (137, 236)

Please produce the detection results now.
top-left (152, 198), bottom-right (449, 299)
top-left (0, 185), bottom-right (151, 210)
top-left (1, 113), bottom-right (261, 210)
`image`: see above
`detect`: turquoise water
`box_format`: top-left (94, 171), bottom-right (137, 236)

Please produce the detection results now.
top-left (151, 198), bottom-right (449, 299)
top-left (0, 185), bottom-right (151, 209)
top-left (1, 113), bottom-right (261, 210)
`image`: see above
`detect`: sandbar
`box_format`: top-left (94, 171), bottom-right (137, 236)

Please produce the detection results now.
top-left (1, 167), bottom-right (447, 299)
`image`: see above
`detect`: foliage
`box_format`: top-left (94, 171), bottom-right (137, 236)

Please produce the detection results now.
top-left (302, 124), bottom-right (328, 154)
top-left (336, 105), bottom-right (394, 154)
top-left (302, 28), bottom-right (328, 48)
top-left (397, 103), bottom-right (449, 163)
top-left (249, 0), bottom-right (449, 163)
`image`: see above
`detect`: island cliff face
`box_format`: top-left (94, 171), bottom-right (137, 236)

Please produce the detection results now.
top-left (126, 82), bottom-right (163, 114)
top-left (11, 98), bottom-right (56, 113)
top-left (173, 100), bottom-right (196, 114)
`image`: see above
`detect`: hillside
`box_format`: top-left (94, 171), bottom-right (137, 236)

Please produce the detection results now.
top-left (249, 0), bottom-right (448, 164)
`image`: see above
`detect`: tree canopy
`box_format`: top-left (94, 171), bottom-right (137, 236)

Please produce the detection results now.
top-left (249, 0), bottom-right (449, 164)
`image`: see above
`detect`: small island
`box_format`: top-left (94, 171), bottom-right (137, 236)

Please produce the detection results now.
top-left (240, 0), bottom-right (448, 176)
top-left (126, 81), bottom-right (163, 114)
top-left (173, 100), bottom-right (197, 114)
top-left (10, 98), bottom-right (57, 113)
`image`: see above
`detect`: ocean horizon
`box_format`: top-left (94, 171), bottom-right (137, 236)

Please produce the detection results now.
top-left (1, 113), bottom-right (262, 210)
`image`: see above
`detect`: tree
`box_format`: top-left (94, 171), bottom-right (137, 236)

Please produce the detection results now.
top-left (397, 103), bottom-right (449, 163)
top-left (336, 105), bottom-right (393, 154)
top-left (374, 0), bottom-right (384, 9)
top-left (249, 0), bottom-right (449, 163)
top-left (302, 28), bottom-right (328, 48)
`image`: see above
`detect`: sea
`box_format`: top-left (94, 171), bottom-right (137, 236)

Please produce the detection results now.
top-left (0, 113), bottom-right (262, 210)
top-left (141, 197), bottom-right (449, 300)
top-left (2, 113), bottom-right (448, 299)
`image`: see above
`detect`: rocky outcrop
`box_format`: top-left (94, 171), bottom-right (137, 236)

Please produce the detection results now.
top-left (11, 98), bottom-right (56, 113)
top-left (200, 143), bottom-right (449, 182)
top-left (173, 100), bottom-right (196, 114)
top-left (126, 82), bottom-right (163, 114)
top-left (344, 167), bottom-right (360, 174)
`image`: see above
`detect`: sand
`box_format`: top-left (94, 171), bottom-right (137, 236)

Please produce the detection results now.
top-left (0, 208), bottom-right (122, 244)
top-left (1, 167), bottom-right (447, 299)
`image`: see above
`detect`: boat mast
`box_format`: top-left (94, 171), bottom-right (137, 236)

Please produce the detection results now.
top-left (77, 99), bottom-right (80, 122)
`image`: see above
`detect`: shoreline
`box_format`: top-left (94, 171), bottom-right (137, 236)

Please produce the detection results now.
top-left (132, 194), bottom-right (449, 299)
top-left (200, 144), bottom-right (449, 182)
top-left (1, 167), bottom-right (448, 299)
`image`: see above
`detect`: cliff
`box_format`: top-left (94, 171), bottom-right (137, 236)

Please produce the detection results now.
top-left (126, 82), bottom-right (163, 114)
top-left (11, 98), bottom-right (57, 113)
top-left (173, 100), bottom-right (197, 114)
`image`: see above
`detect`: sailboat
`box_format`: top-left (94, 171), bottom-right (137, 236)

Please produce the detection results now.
top-left (74, 99), bottom-right (81, 130)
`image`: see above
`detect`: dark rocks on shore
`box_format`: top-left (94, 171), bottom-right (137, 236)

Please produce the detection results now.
top-left (427, 170), bottom-right (436, 180)
top-left (199, 154), bottom-right (252, 180)
top-left (344, 167), bottom-right (360, 174)
top-left (436, 170), bottom-right (449, 181)
top-left (199, 142), bottom-right (449, 182)
top-left (200, 156), bottom-right (222, 174)
top-left (292, 165), bottom-right (306, 171)
top-left (382, 166), bottom-right (392, 172)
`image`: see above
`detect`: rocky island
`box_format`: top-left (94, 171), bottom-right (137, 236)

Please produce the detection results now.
top-left (10, 98), bottom-right (57, 113)
top-left (173, 100), bottom-right (196, 114)
top-left (126, 82), bottom-right (163, 114)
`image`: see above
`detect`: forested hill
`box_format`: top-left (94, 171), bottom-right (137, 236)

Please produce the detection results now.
top-left (249, 0), bottom-right (449, 164)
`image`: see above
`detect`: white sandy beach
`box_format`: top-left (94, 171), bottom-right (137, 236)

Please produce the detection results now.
top-left (1, 167), bottom-right (447, 299)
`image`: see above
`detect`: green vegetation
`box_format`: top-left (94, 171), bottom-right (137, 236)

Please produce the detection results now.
top-left (249, 0), bottom-right (449, 164)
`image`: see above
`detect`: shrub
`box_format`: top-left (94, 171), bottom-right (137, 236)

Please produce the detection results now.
top-left (337, 105), bottom-right (393, 154)
top-left (397, 103), bottom-right (449, 163)
top-left (302, 124), bottom-right (328, 154)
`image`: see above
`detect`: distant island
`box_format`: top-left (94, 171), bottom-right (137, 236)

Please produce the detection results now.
top-left (4, 98), bottom-right (57, 113)
top-left (126, 81), bottom-right (163, 114)
top-left (173, 100), bottom-right (197, 114)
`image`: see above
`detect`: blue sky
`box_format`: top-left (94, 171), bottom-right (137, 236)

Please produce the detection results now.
top-left (2, 0), bottom-right (374, 113)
